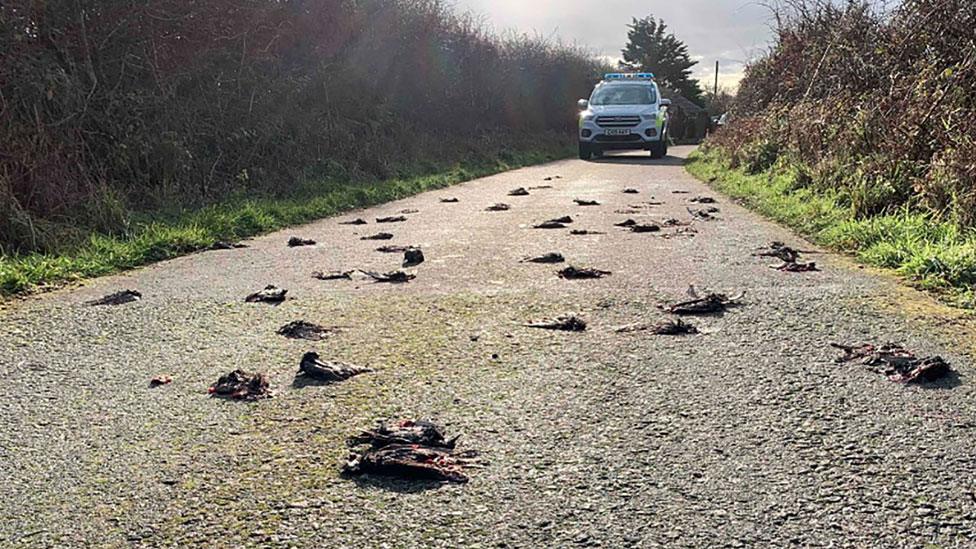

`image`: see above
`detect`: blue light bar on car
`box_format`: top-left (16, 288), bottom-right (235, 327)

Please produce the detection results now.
top-left (604, 73), bottom-right (655, 80)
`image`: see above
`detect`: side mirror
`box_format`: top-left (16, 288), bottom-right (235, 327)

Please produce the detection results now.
top-left (577, 99), bottom-right (589, 110)
top-left (660, 99), bottom-right (672, 108)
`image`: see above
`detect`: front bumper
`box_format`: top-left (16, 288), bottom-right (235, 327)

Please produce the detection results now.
top-left (579, 119), bottom-right (664, 150)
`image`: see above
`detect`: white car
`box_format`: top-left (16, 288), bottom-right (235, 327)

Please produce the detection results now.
top-left (577, 73), bottom-right (671, 160)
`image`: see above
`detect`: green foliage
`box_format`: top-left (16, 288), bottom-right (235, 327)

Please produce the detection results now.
top-left (621, 15), bottom-right (704, 104)
top-left (688, 149), bottom-right (976, 307)
top-left (0, 141), bottom-right (571, 296)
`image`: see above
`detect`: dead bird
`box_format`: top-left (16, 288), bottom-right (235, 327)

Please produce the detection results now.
top-left (662, 218), bottom-right (692, 227)
top-left (364, 270), bottom-right (416, 283)
top-left (339, 218), bottom-right (368, 225)
top-left (615, 219), bottom-right (638, 227)
top-left (690, 196), bottom-right (717, 204)
top-left (210, 241), bottom-right (247, 250)
top-left (349, 419), bottom-right (458, 450)
top-left (772, 261), bottom-right (819, 272)
top-left (399, 209), bottom-right (420, 214)
top-left (616, 319), bottom-right (699, 335)
top-left (548, 216), bottom-right (574, 224)
top-left (662, 227), bottom-right (699, 239)
top-left (149, 376), bottom-right (173, 388)
top-left (245, 285), bottom-right (287, 304)
top-left (570, 229), bottom-right (606, 236)
top-left (440, 197), bottom-right (460, 203)
top-left (629, 223), bottom-right (661, 233)
top-left (278, 321), bottom-right (336, 341)
top-left (312, 270), bottom-right (355, 281)
top-left (403, 247), bottom-right (425, 268)
top-left (755, 241), bottom-right (802, 263)
top-left (508, 187), bottom-right (530, 196)
top-left (288, 236), bottom-right (316, 247)
top-left (665, 286), bottom-right (744, 315)
top-left (558, 266), bottom-right (611, 279)
top-left (529, 185), bottom-right (554, 190)
top-left (87, 290), bottom-right (142, 306)
top-left (486, 203), bottom-right (511, 212)
top-left (623, 188), bottom-right (640, 194)
top-left (376, 215), bottom-right (407, 223)
top-left (574, 198), bottom-right (601, 206)
top-left (688, 207), bottom-right (717, 221)
top-left (522, 252), bottom-right (566, 264)
top-left (672, 190), bottom-right (690, 194)
top-left (832, 343), bottom-right (952, 383)
top-left (298, 351), bottom-right (370, 382)
top-left (524, 315), bottom-right (587, 332)
top-left (376, 245), bottom-right (413, 253)
top-left (362, 232), bottom-right (395, 241)
top-left (343, 443), bottom-right (477, 483)
top-left (534, 221), bottom-right (568, 229)
top-left (616, 209), bottom-right (643, 215)
top-left (208, 369), bottom-right (271, 401)
top-left (543, 175), bottom-right (563, 181)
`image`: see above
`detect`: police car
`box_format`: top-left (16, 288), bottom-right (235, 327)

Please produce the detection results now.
top-left (577, 73), bottom-right (671, 160)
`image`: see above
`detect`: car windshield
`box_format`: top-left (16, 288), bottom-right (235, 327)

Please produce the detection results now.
top-left (590, 84), bottom-right (656, 106)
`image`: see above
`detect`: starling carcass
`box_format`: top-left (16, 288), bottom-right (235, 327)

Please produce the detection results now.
top-left (665, 287), bottom-right (743, 315)
top-left (688, 207), bottom-right (717, 221)
top-left (298, 352), bottom-right (370, 382)
top-left (349, 419), bottom-right (458, 449)
top-left (400, 209), bottom-right (420, 214)
top-left (543, 176), bottom-right (562, 181)
top-left (343, 419), bottom-right (478, 483)
top-left (362, 233), bottom-right (395, 241)
top-left (440, 197), bottom-right (460, 203)
top-left (210, 241), bottom-right (248, 250)
top-left (558, 266), bottom-right (611, 279)
top-left (524, 315), bottom-right (587, 332)
top-left (312, 270), bottom-right (354, 281)
top-left (365, 270), bottom-right (416, 283)
top-left (343, 444), bottom-right (477, 483)
top-left (662, 218), bottom-right (691, 227)
top-left (574, 198), bottom-right (600, 206)
top-left (570, 229), bottom-right (605, 236)
top-left (756, 242), bottom-right (801, 263)
top-left (278, 321), bottom-right (335, 341)
top-left (522, 253), bottom-right (565, 264)
top-left (508, 187), bottom-right (530, 196)
top-left (831, 343), bottom-right (952, 383)
top-left (772, 261), bottom-right (819, 272)
top-left (209, 369), bottom-right (271, 401)
top-left (376, 245), bottom-right (412, 253)
top-left (690, 196), bottom-right (717, 204)
top-left (340, 218), bottom-right (368, 225)
top-left (615, 219), bottom-right (638, 227)
top-left (629, 223), bottom-right (661, 233)
top-left (245, 285), bottom-right (287, 304)
top-left (616, 319), bottom-right (699, 335)
top-left (288, 236), bottom-right (316, 247)
top-left (534, 221), bottom-right (568, 229)
top-left (486, 203), bottom-right (511, 212)
top-left (149, 376), bottom-right (173, 388)
top-left (403, 247), bottom-right (425, 268)
top-left (623, 188), bottom-right (640, 194)
top-left (87, 290), bottom-right (142, 306)
top-left (377, 215), bottom-right (407, 223)
top-left (548, 216), bottom-right (574, 224)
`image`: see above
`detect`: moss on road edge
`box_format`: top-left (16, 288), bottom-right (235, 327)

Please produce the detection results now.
top-left (686, 148), bottom-right (976, 309)
top-left (0, 145), bottom-right (571, 298)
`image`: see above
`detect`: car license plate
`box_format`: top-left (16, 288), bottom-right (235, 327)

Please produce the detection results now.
top-left (604, 129), bottom-right (631, 136)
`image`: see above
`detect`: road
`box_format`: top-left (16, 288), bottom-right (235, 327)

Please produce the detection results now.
top-left (2, 147), bottom-right (975, 548)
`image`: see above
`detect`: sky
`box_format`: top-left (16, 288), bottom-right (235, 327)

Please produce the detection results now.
top-left (450, 0), bottom-right (781, 90)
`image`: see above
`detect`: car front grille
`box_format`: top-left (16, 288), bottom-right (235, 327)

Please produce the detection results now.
top-left (596, 116), bottom-right (641, 128)
top-left (595, 134), bottom-right (642, 143)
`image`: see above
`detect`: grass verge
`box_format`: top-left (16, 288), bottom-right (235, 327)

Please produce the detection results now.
top-left (0, 144), bottom-right (571, 298)
top-left (686, 148), bottom-right (976, 308)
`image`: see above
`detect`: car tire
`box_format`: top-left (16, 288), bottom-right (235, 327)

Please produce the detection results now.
top-left (578, 143), bottom-right (591, 160)
top-left (650, 140), bottom-right (665, 159)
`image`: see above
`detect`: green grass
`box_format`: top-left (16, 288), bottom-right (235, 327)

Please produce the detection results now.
top-left (686, 148), bottom-right (976, 308)
top-left (0, 145), bottom-right (571, 297)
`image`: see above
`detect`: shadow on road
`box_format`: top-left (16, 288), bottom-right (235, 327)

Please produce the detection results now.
top-left (589, 154), bottom-right (686, 167)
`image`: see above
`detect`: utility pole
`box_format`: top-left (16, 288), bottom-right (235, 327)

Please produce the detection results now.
top-left (714, 60), bottom-right (719, 97)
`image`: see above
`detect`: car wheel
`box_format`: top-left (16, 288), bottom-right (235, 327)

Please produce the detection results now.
top-left (578, 143), bottom-right (591, 160)
top-left (650, 140), bottom-right (665, 159)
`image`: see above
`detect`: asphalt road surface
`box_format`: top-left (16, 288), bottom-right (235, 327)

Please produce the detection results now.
top-left (3, 147), bottom-right (976, 548)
